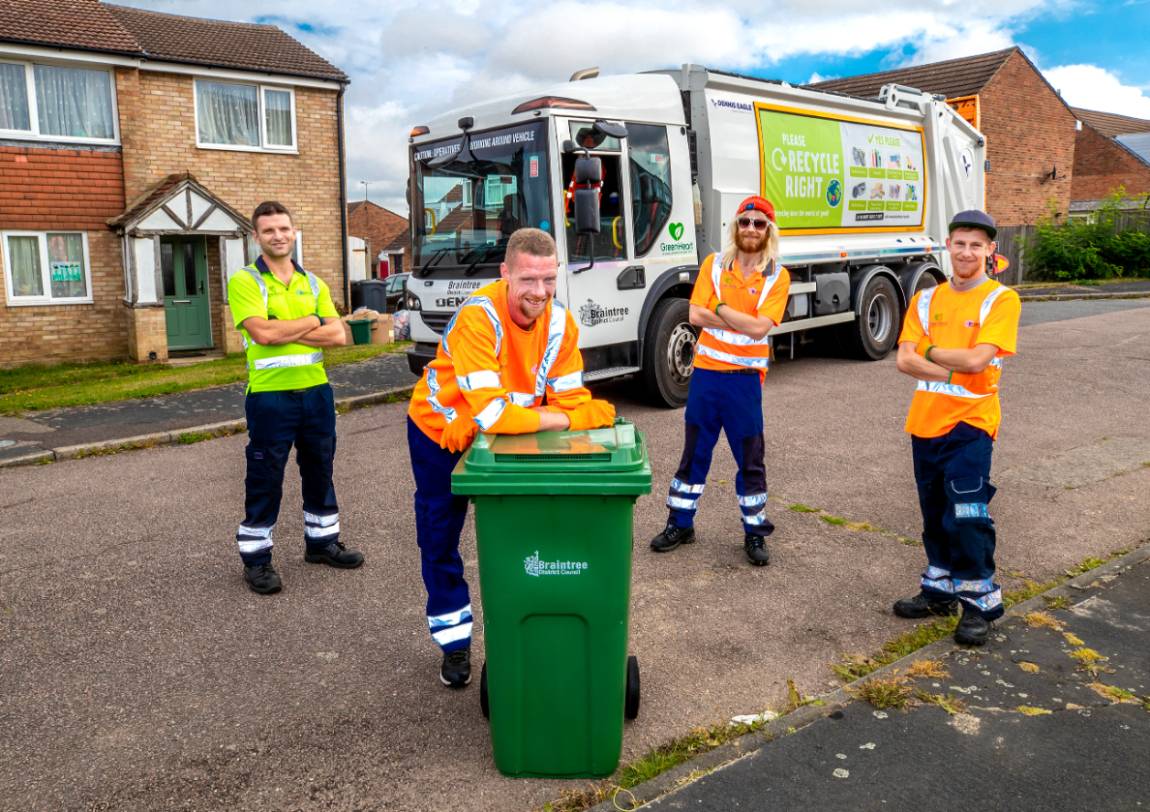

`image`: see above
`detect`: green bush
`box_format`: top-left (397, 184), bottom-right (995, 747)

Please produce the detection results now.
top-left (1029, 188), bottom-right (1150, 281)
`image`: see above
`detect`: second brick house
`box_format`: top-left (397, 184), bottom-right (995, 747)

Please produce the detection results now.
top-left (0, 0), bottom-right (349, 366)
top-left (1070, 107), bottom-right (1150, 214)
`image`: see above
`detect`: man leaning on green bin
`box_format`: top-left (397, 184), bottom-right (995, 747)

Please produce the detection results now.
top-left (407, 227), bottom-right (616, 689)
top-left (227, 200), bottom-right (365, 595)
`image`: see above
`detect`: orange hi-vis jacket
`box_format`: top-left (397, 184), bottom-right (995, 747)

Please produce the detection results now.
top-left (898, 277), bottom-right (1021, 440)
top-left (689, 252), bottom-right (791, 378)
top-left (409, 279), bottom-right (593, 443)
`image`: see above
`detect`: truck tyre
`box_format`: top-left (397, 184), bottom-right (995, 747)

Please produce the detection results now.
top-left (848, 274), bottom-right (900, 360)
top-left (913, 271), bottom-right (939, 296)
top-left (641, 298), bottom-right (696, 407)
top-left (624, 655), bottom-right (640, 720)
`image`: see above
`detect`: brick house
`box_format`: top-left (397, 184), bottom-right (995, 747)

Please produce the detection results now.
top-left (0, 0), bottom-right (348, 366)
top-left (346, 199), bottom-right (410, 278)
top-left (812, 48), bottom-right (1079, 227)
top-left (1069, 108), bottom-right (1150, 213)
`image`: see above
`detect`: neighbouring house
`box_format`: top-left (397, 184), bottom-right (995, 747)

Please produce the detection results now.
top-left (0, 0), bottom-right (349, 366)
top-left (346, 199), bottom-right (409, 279)
top-left (1069, 108), bottom-right (1150, 217)
top-left (811, 48), bottom-right (1079, 227)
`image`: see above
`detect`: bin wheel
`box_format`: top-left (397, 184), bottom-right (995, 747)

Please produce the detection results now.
top-left (480, 662), bottom-right (490, 720)
top-left (624, 655), bottom-right (640, 720)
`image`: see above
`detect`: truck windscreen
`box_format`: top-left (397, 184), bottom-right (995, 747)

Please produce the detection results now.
top-left (411, 121), bottom-right (551, 277)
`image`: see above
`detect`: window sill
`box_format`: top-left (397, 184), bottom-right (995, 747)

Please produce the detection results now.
top-left (6, 298), bottom-right (94, 307)
top-left (195, 142), bottom-right (299, 155)
top-left (0, 130), bottom-right (120, 147)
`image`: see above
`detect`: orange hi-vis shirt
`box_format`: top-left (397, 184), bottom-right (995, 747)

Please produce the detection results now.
top-left (899, 277), bottom-right (1021, 440)
top-left (689, 252), bottom-right (791, 378)
top-left (409, 279), bottom-right (593, 443)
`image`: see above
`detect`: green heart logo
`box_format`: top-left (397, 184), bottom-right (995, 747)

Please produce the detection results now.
top-left (669, 222), bottom-right (684, 241)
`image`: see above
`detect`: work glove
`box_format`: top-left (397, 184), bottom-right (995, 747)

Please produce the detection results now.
top-left (564, 399), bottom-right (616, 431)
top-left (439, 410), bottom-right (478, 453)
top-left (950, 370), bottom-right (998, 395)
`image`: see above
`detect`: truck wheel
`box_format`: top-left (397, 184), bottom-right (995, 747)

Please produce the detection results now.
top-left (848, 274), bottom-right (900, 360)
top-left (624, 655), bottom-right (640, 720)
top-left (913, 271), bottom-right (939, 296)
top-left (480, 662), bottom-right (489, 720)
top-left (641, 298), bottom-right (695, 407)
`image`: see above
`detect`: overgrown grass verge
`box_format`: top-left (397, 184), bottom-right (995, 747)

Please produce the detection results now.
top-left (0, 342), bottom-right (409, 415)
top-left (785, 502), bottom-right (914, 544)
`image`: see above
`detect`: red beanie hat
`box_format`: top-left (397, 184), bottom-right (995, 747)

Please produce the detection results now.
top-left (737, 195), bottom-right (776, 223)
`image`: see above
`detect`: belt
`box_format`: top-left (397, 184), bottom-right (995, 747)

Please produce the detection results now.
top-left (705, 367), bottom-right (760, 376)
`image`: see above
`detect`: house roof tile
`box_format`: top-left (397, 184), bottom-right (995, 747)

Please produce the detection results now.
top-left (810, 48), bottom-right (1016, 99)
top-left (1073, 107), bottom-right (1150, 138)
top-left (0, 0), bottom-right (142, 55)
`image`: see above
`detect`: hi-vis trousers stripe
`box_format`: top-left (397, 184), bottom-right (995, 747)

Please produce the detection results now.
top-left (428, 604), bottom-right (473, 648)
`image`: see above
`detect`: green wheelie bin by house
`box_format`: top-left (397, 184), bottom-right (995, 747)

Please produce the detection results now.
top-left (451, 418), bottom-right (651, 778)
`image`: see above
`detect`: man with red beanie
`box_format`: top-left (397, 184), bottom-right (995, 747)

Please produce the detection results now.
top-left (650, 196), bottom-right (791, 566)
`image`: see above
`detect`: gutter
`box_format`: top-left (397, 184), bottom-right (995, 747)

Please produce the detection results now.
top-left (336, 83), bottom-right (351, 311)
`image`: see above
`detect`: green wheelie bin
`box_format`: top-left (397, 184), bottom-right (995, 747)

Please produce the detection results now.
top-left (451, 419), bottom-right (651, 778)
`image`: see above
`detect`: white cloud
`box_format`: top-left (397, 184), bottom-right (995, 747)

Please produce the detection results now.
top-left (1044, 64), bottom-right (1150, 118)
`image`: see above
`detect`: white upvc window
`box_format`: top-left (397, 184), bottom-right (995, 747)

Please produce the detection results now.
top-left (0, 58), bottom-right (118, 144)
top-left (2, 231), bottom-right (94, 306)
top-left (194, 79), bottom-right (297, 152)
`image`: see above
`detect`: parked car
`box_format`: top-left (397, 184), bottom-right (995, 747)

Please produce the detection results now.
top-left (385, 272), bottom-right (410, 313)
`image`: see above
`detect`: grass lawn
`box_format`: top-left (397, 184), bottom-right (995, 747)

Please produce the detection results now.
top-left (0, 342), bottom-right (410, 416)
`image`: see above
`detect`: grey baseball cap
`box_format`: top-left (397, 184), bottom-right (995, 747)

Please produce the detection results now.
top-left (948, 209), bottom-right (997, 239)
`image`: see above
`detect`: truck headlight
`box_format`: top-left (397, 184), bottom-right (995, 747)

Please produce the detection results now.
top-left (404, 290), bottom-right (421, 311)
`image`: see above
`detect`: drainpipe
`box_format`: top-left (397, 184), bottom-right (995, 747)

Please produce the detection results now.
top-left (336, 83), bottom-right (351, 312)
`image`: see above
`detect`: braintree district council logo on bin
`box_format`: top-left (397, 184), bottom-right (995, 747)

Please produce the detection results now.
top-left (524, 551), bottom-right (589, 577)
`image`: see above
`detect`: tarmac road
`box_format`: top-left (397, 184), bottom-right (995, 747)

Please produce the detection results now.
top-left (1, 300), bottom-right (1148, 811)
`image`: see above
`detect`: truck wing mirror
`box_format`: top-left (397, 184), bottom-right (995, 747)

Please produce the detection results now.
top-left (594, 120), bottom-right (628, 140)
top-left (572, 155), bottom-right (602, 235)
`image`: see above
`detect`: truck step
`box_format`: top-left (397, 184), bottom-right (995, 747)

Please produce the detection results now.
top-left (584, 366), bottom-right (642, 382)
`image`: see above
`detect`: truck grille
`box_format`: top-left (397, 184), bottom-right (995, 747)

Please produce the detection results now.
top-left (420, 311), bottom-right (452, 334)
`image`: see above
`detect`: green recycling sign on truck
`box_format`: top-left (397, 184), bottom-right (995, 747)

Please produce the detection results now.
top-left (756, 103), bottom-right (926, 233)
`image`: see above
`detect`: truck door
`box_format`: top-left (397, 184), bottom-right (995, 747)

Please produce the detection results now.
top-left (559, 121), bottom-right (639, 348)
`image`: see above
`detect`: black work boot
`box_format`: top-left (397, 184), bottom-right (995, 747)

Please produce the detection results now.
top-left (650, 522), bottom-right (696, 553)
top-left (892, 591), bottom-right (958, 619)
top-left (954, 604), bottom-right (991, 646)
top-left (244, 563), bottom-right (282, 595)
top-left (304, 541), bottom-right (365, 569)
top-left (440, 647), bottom-right (472, 688)
top-left (743, 533), bottom-right (770, 566)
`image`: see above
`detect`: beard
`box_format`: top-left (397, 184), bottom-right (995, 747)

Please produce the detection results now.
top-left (735, 230), bottom-right (766, 254)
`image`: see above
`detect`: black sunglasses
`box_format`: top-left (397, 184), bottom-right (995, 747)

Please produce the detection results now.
top-left (737, 217), bottom-right (770, 231)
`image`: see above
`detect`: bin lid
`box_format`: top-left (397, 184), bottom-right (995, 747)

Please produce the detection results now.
top-left (451, 418), bottom-right (651, 496)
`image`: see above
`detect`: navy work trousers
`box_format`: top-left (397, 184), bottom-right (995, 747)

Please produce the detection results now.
top-left (407, 417), bottom-right (472, 653)
top-left (912, 421), bottom-right (1003, 620)
top-left (235, 384), bottom-right (339, 567)
top-left (667, 367), bottom-right (773, 537)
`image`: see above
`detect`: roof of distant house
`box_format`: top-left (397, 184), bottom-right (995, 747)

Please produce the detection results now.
top-left (810, 48), bottom-right (1017, 100)
top-left (1115, 132), bottom-right (1150, 166)
top-left (1073, 108), bottom-right (1150, 138)
top-left (0, 0), bottom-right (347, 83)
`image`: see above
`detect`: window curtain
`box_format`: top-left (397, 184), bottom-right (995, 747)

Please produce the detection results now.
top-left (33, 64), bottom-right (115, 138)
top-left (264, 89), bottom-right (292, 146)
top-left (197, 81), bottom-right (259, 146)
top-left (7, 236), bottom-right (43, 297)
top-left (0, 63), bottom-right (30, 131)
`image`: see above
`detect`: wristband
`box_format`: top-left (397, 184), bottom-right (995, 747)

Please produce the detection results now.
top-left (714, 302), bottom-right (725, 315)
top-left (947, 370), bottom-right (953, 384)
top-left (315, 315), bottom-right (325, 327)
top-left (924, 344), bottom-right (936, 362)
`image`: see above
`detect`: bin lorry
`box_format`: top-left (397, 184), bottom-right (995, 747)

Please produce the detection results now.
top-left (404, 63), bottom-right (986, 406)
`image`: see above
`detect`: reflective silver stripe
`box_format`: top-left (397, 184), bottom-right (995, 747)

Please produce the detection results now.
top-left (755, 264), bottom-right (783, 311)
top-left (547, 370), bottom-right (584, 393)
top-left (304, 512), bottom-right (338, 527)
top-left (711, 252), bottom-right (780, 311)
top-left (915, 379), bottom-right (992, 399)
top-left (425, 367), bottom-right (458, 424)
top-left (534, 301), bottom-right (568, 398)
top-left (251, 351), bottom-right (323, 370)
top-left (925, 565), bottom-right (951, 580)
top-left (304, 522), bottom-right (340, 538)
top-left (954, 577), bottom-right (996, 593)
top-left (667, 496), bottom-right (699, 511)
top-left (507, 391), bottom-right (536, 407)
top-left (474, 398), bottom-right (507, 430)
top-left (428, 604), bottom-right (472, 628)
top-left (979, 284), bottom-right (1007, 324)
top-left (431, 623), bottom-right (473, 646)
top-left (458, 369), bottom-right (502, 392)
top-left (237, 538), bottom-right (273, 554)
top-left (738, 493), bottom-right (768, 507)
top-left (696, 344), bottom-right (769, 369)
top-left (670, 478), bottom-right (705, 495)
top-left (916, 286), bottom-right (936, 338)
top-left (237, 524), bottom-right (273, 539)
top-left (441, 296), bottom-right (503, 358)
top-left (242, 264), bottom-right (321, 307)
top-left (960, 589), bottom-right (1002, 611)
top-left (744, 511), bottom-right (769, 526)
top-left (989, 357), bottom-right (1003, 369)
top-left (922, 576), bottom-right (954, 593)
top-left (703, 327), bottom-right (771, 347)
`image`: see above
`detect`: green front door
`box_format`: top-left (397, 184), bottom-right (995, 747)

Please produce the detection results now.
top-left (162, 237), bottom-right (212, 351)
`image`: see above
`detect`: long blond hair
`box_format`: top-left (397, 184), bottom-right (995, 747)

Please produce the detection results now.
top-left (719, 216), bottom-right (779, 276)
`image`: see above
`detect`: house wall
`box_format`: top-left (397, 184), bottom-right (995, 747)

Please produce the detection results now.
top-left (1072, 124), bottom-right (1150, 201)
top-left (0, 145), bottom-right (127, 365)
top-left (979, 53), bottom-right (1078, 226)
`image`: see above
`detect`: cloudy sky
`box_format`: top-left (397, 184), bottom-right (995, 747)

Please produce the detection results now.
top-left (117, 0), bottom-right (1150, 214)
